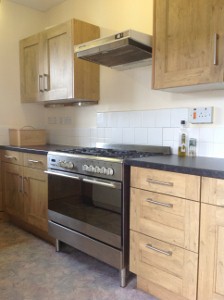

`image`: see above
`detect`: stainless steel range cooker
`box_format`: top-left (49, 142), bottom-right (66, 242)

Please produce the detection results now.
top-left (45, 144), bottom-right (171, 287)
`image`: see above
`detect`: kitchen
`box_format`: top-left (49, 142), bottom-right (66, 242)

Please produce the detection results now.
top-left (1, 0), bottom-right (224, 299)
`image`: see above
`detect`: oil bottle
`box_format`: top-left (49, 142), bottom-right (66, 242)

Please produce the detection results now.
top-left (178, 120), bottom-right (187, 157)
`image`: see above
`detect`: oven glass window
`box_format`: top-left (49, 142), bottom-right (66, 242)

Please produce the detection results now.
top-left (48, 175), bottom-right (122, 248)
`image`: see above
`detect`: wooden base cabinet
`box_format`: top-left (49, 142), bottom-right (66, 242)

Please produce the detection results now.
top-left (2, 162), bottom-right (24, 219)
top-left (23, 166), bottom-right (48, 232)
top-left (130, 166), bottom-right (200, 300)
top-left (20, 19), bottom-right (99, 104)
top-left (2, 151), bottom-right (48, 233)
top-left (198, 177), bottom-right (224, 300)
top-left (130, 231), bottom-right (198, 300)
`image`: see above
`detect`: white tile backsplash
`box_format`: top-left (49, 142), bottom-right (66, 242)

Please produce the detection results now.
top-left (163, 128), bottom-right (175, 141)
top-left (142, 110), bottom-right (156, 128)
top-left (199, 128), bottom-right (214, 143)
top-left (214, 128), bottom-right (224, 143)
top-left (46, 108), bottom-right (224, 158)
top-left (111, 128), bottom-right (123, 143)
top-left (123, 128), bottom-right (135, 144)
top-left (129, 111), bottom-right (142, 128)
top-left (155, 109), bottom-right (171, 128)
top-left (148, 128), bottom-right (163, 145)
top-left (134, 128), bottom-right (147, 144)
top-left (170, 108), bottom-right (189, 127)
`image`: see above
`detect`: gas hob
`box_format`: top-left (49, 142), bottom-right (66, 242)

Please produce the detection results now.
top-left (47, 144), bottom-right (171, 181)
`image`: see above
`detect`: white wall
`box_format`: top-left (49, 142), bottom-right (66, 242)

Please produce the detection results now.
top-left (0, 0), bottom-right (46, 144)
top-left (1, 0), bottom-right (224, 157)
top-left (44, 0), bottom-right (224, 157)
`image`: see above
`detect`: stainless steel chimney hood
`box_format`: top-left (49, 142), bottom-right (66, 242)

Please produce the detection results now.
top-left (74, 29), bottom-right (152, 70)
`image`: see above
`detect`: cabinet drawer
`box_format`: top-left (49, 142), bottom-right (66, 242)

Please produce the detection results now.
top-left (23, 153), bottom-right (47, 170)
top-left (131, 167), bottom-right (200, 201)
top-left (201, 177), bottom-right (224, 206)
top-left (1, 150), bottom-right (23, 165)
top-left (130, 188), bottom-right (199, 253)
top-left (130, 231), bottom-right (198, 300)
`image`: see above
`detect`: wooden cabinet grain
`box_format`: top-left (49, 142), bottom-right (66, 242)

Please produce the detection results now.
top-left (130, 166), bottom-right (200, 300)
top-left (19, 34), bottom-right (42, 102)
top-left (198, 177), bottom-right (224, 300)
top-left (153, 0), bottom-right (224, 91)
top-left (20, 19), bottom-right (99, 104)
top-left (2, 151), bottom-right (24, 219)
top-left (2, 150), bottom-right (48, 233)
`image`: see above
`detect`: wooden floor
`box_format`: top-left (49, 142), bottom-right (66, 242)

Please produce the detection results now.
top-left (0, 222), bottom-right (157, 300)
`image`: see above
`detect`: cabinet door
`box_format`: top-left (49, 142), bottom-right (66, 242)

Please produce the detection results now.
top-left (19, 33), bottom-right (43, 102)
top-left (130, 188), bottom-right (199, 253)
top-left (2, 163), bottom-right (24, 218)
top-left (198, 203), bottom-right (224, 300)
top-left (23, 167), bottom-right (48, 232)
top-left (130, 231), bottom-right (198, 300)
top-left (43, 21), bottom-right (73, 101)
top-left (153, 0), bottom-right (224, 90)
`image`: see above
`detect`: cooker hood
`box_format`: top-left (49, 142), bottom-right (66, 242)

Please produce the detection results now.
top-left (74, 29), bottom-right (152, 70)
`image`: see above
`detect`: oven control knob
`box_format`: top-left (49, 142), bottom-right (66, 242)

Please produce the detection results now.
top-left (59, 160), bottom-right (66, 168)
top-left (66, 161), bottom-right (74, 169)
top-left (82, 164), bottom-right (88, 171)
top-left (88, 165), bottom-right (94, 172)
top-left (100, 167), bottom-right (106, 174)
top-left (95, 166), bottom-right (101, 173)
top-left (107, 167), bottom-right (114, 176)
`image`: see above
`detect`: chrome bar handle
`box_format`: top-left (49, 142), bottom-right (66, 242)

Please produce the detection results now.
top-left (145, 244), bottom-right (172, 256)
top-left (23, 177), bottom-right (29, 195)
top-left (39, 75), bottom-right (44, 92)
top-left (44, 170), bottom-right (80, 181)
top-left (83, 178), bottom-right (119, 189)
top-left (146, 198), bottom-right (173, 208)
top-left (28, 159), bottom-right (42, 164)
top-left (44, 74), bottom-right (49, 91)
top-left (147, 178), bottom-right (173, 187)
top-left (214, 33), bottom-right (218, 65)
top-left (4, 155), bottom-right (17, 160)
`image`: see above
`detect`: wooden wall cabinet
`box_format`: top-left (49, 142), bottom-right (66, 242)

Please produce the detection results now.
top-left (2, 150), bottom-right (48, 233)
top-left (153, 0), bottom-right (224, 91)
top-left (130, 167), bottom-right (200, 300)
top-left (20, 19), bottom-right (100, 104)
top-left (198, 177), bottom-right (224, 300)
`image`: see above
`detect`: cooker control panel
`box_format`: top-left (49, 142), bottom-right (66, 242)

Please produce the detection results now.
top-left (58, 160), bottom-right (74, 169)
top-left (82, 164), bottom-right (114, 176)
top-left (47, 152), bottom-right (122, 181)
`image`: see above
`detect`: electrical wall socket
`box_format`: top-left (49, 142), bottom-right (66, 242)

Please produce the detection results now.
top-left (189, 107), bottom-right (214, 124)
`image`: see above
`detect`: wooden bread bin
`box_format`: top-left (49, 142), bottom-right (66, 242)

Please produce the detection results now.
top-left (9, 127), bottom-right (47, 146)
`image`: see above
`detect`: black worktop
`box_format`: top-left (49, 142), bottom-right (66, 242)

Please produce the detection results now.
top-left (125, 155), bottom-right (224, 179)
top-left (0, 144), bottom-right (69, 155)
top-left (1, 145), bottom-right (224, 179)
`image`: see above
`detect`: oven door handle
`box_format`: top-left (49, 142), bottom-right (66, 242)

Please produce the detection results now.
top-left (83, 178), bottom-right (121, 190)
top-left (44, 170), bottom-right (80, 180)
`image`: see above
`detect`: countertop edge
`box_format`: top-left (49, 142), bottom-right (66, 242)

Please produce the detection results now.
top-left (125, 155), bottom-right (224, 179)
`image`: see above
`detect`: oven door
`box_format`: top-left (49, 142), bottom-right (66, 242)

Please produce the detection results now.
top-left (46, 170), bottom-right (122, 249)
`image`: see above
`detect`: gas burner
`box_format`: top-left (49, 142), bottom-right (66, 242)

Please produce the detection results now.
top-left (56, 147), bottom-right (166, 159)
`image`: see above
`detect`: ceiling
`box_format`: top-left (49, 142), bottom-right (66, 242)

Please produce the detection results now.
top-left (7, 0), bottom-right (67, 11)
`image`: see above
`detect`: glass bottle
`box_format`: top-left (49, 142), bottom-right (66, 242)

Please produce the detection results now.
top-left (178, 120), bottom-right (187, 157)
top-left (189, 138), bottom-right (197, 157)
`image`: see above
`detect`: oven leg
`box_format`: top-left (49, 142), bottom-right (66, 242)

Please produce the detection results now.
top-left (120, 268), bottom-right (127, 287)
top-left (55, 239), bottom-right (60, 252)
